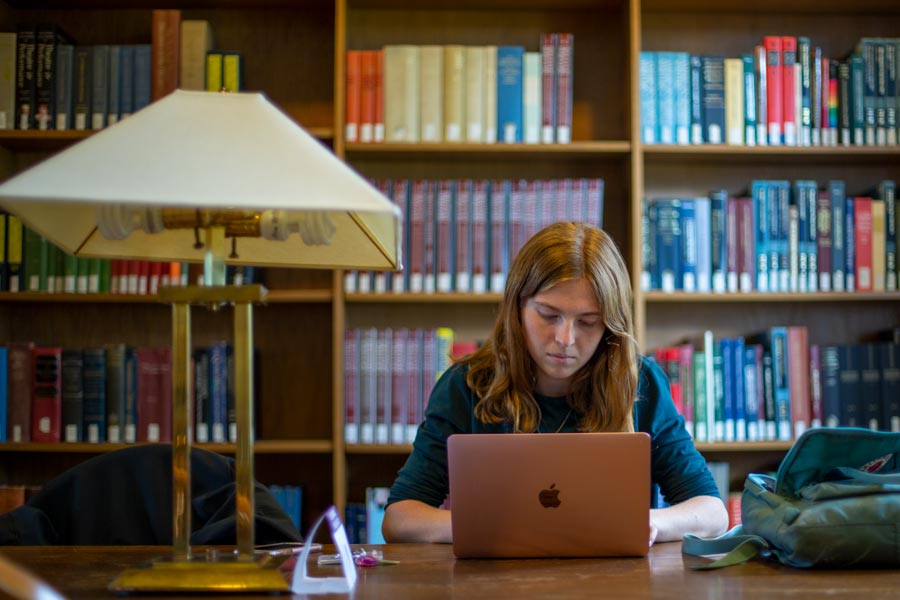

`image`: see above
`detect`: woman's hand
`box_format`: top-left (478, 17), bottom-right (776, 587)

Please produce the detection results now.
top-left (649, 496), bottom-right (728, 544)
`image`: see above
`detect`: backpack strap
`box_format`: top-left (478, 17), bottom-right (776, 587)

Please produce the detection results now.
top-left (682, 525), bottom-right (772, 570)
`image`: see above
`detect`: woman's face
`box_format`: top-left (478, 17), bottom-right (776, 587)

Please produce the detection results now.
top-left (521, 277), bottom-right (606, 397)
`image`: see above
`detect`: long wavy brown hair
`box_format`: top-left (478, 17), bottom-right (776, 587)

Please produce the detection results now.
top-left (460, 221), bottom-right (639, 433)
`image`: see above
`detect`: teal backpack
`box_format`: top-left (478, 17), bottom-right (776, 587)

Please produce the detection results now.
top-left (683, 427), bottom-right (900, 569)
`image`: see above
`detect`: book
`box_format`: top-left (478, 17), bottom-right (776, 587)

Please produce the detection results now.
top-left (701, 55), bottom-right (725, 144)
top-left (383, 45), bottom-right (419, 143)
top-left (555, 33), bottom-right (573, 144)
top-left (359, 49), bottom-right (376, 143)
top-left (72, 46), bottom-right (92, 130)
top-left (105, 343), bottom-right (127, 443)
top-left (8, 342), bottom-right (34, 442)
top-left (418, 46), bottom-right (443, 143)
top-left (523, 51), bottom-right (541, 144)
top-left (0, 32), bottom-right (15, 129)
top-left (763, 36), bottom-right (782, 145)
top-left (151, 9), bottom-right (181, 101)
top-left (91, 44), bottom-right (109, 130)
top-left (222, 53), bottom-right (241, 92)
top-left (180, 20), bottom-right (213, 91)
top-left (193, 347), bottom-right (210, 442)
top-left (497, 46), bottom-right (524, 143)
top-left (443, 45), bottom-right (465, 143)
top-left (15, 24), bottom-right (37, 130)
top-left (781, 36), bottom-right (797, 146)
top-left (60, 349), bottom-right (83, 442)
top-left (541, 33), bottom-right (558, 143)
top-left (82, 347), bottom-right (107, 442)
top-left (466, 46), bottom-right (487, 143)
top-left (0, 347), bottom-right (5, 441)
top-left (137, 347), bottom-right (172, 443)
top-left (35, 24), bottom-right (67, 130)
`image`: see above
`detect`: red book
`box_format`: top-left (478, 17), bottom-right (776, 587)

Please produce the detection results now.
top-left (786, 326), bottom-right (810, 439)
top-left (781, 36), bottom-right (797, 145)
top-left (854, 197), bottom-right (874, 291)
top-left (555, 33), bottom-right (573, 144)
top-left (138, 260), bottom-right (150, 295)
top-left (540, 33), bottom-right (558, 143)
top-left (31, 346), bottom-right (62, 443)
top-left (409, 179), bottom-right (427, 292)
top-left (455, 179), bottom-right (472, 293)
top-left (471, 180), bottom-right (489, 293)
top-left (373, 49), bottom-right (384, 142)
top-left (109, 259), bottom-right (120, 294)
top-left (436, 180), bottom-right (453, 292)
top-left (359, 50), bottom-right (376, 143)
top-left (137, 347), bottom-right (172, 443)
top-left (148, 261), bottom-right (162, 294)
top-left (763, 36), bottom-right (783, 145)
top-left (151, 9), bottom-right (181, 101)
top-left (390, 328), bottom-right (407, 444)
top-left (727, 492), bottom-right (742, 527)
top-left (7, 342), bottom-right (35, 442)
top-left (345, 50), bottom-right (361, 143)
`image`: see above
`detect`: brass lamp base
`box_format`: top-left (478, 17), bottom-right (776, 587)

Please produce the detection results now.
top-left (109, 556), bottom-right (290, 593)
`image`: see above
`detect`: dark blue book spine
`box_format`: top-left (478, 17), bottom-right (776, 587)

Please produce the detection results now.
top-left (91, 44), bottom-right (109, 130)
top-left (654, 198), bottom-right (682, 292)
top-left (860, 344), bottom-right (882, 430)
top-left (680, 198), bottom-right (697, 291)
top-left (829, 180), bottom-right (846, 291)
top-left (821, 345), bottom-right (841, 428)
top-left (209, 341), bottom-right (228, 443)
top-left (119, 45), bottom-right (134, 117)
top-left (124, 347), bottom-right (137, 443)
top-left (770, 327), bottom-right (792, 441)
top-left (709, 189), bottom-right (727, 292)
top-left (880, 344), bottom-right (900, 432)
top-left (700, 55), bottom-right (725, 144)
top-left (838, 344), bottom-right (862, 427)
top-left (845, 197), bottom-right (856, 291)
top-left (732, 337), bottom-right (746, 442)
top-left (798, 37), bottom-right (812, 146)
top-left (132, 44), bottom-right (151, 112)
top-left (720, 338), bottom-right (735, 441)
top-left (82, 348), bottom-right (107, 442)
top-left (689, 54), bottom-right (704, 144)
top-left (879, 180), bottom-right (897, 291)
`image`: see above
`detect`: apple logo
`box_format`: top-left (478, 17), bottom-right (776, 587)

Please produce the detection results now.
top-left (538, 483), bottom-right (561, 508)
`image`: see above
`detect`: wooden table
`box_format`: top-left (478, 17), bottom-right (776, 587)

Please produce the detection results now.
top-left (2, 543), bottom-right (899, 599)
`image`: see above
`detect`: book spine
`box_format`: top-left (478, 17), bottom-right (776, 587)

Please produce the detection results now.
top-left (179, 20), bottom-right (212, 91)
top-left (35, 24), bottom-right (59, 130)
top-left (208, 342), bottom-right (227, 443)
top-left (346, 51), bottom-right (361, 142)
top-left (359, 50), bottom-right (376, 143)
top-left (657, 52), bottom-right (675, 144)
top-left (374, 49), bottom-right (384, 142)
top-left (741, 53), bottom-right (756, 146)
top-left (104, 343), bottom-right (126, 443)
top-left (82, 347), bottom-right (107, 442)
top-left (132, 45), bottom-right (151, 112)
top-left (107, 45), bottom-right (121, 125)
top-left (15, 25), bottom-right (36, 130)
top-left (467, 46), bottom-right (487, 143)
top-left (798, 37), bottom-right (811, 146)
top-left (674, 52), bottom-right (691, 145)
top-left (850, 54), bottom-right (865, 145)
top-left (738, 196), bottom-right (755, 292)
top-left (838, 60), bottom-right (852, 146)
top-left (443, 45), bottom-right (465, 143)
top-left (483, 46), bottom-right (497, 144)
top-left (151, 9), bottom-right (181, 101)
top-left (786, 326), bottom-right (810, 439)
top-left (193, 347), bottom-right (210, 442)
top-left (455, 179), bottom-right (472, 293)
top-left (0, 33), bottom-right (16, 129)
top-left (90, 44), bottom-right (109, 130)
top-left (845, 196), bottom-right (856, 291)
top-left (523, 51), bottom-right (541, 144)
top-left (879, 180), bottom-right (897, 291)
top-left (709, 189), bottom-right (727, 292)
top-left (854, 197), bottom-right (873, 291)
top-left (764, 36), bottom-right (782, 145)
top-left (880, 343), bottom-right (900, 432)
top-left (31, 346), bottom-right (62, 442)
top-left (417, 46), bottom-right (442, 143)
top-left (541, 33), bottom-right (558, 143)
top-left (860, 344), bottom-right (882, 430)
top-left (639, 52), bottom-right (658, 144)
top-left (390, 328), bottom-right (406, 444)
top-left (690, 54), bottom-right (704, 144)
top-left (701, 55), bottom-right (725, 144)
top-left (781, 36), bottom-right (797, 146)
top-left (871, 199), bottom-right (886, 291)
top-left (754, 45), bottom-right (768, 146)
top-left (555, 33), bottom-right (573, 143)
top-left (124, 347), bottom-right (137, 443)
top-left (838, 344), bottom-right (861, 427)
top-left (816, 188), bottom-right (833, 292)
top-left (343, 329), bottom-right (359, 444)
top-left (497, 46), bottom-right (524, 143)
top-left (222, 53), bottom-right (241, 92)
top-left (830, 180), bottom-right (846, 292)
top-left (8, 343), bottom-right (34, 442)
top-left (54, 44), bottom-right (73, 130)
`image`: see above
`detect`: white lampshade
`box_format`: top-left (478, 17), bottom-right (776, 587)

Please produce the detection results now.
top-left (0, 90), bottom-right (401, 271)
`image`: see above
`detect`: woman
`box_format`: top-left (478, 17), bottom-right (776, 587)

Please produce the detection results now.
top-left (382, 222), bottom-right (728, 545)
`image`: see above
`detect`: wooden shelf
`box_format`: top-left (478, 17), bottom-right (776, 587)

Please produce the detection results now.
top-left (642, 144), bottom-right (900, 164)
top-left (0, 126), bottom-right (334, 154)
top-left (695, 441), bottom-right (794, 452)
top-left (345, 140), bottom-right (631, 160)
top-left (0, 289), bottom-right (333, 304)
top-left (0, 439), bottom-right (334, 454)
top-left (347, 0), bottom-right (625, 10)
top-left (644, 291), bottom-right (900, 303)
top-left (346, 444), bottom-right (413, 455)
top-left (346, 292), bottom-right (502, 304)
top-left (641, 0), bottom-right (900, 13)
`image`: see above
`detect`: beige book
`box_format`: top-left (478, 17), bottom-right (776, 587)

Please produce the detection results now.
top-left (384, 45), bottom-right (420, 142)
top-left (484, 46), bottom-right (497, 143)
top-left (523, 52), bottom-right (541, 144)
top-left (419, 45), bottom-right (444, 143)
top-left (0, 32), bottom-right (15, 129)
top-left (443, 45), bottom-right (465, 142)
top-left (871, 199), bottom-right (886, 291)
top-left (724, 58), bottom-right (744, 145)
top-left (180, 20), bottom-right (213, 91)
top-left (464, 46), bottom-right (484, 142)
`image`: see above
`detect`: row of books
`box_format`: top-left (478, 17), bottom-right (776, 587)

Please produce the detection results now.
top-left (0, 341), bottom-right (257, 446)
top-left (0, 343), bottom-right (172, 444)
top-left (344, 486), bottom-right (390, 544)
top-left (350, 35), bottom-right (573, 145)
top-left (651, 328), bottom-right (900, 444)
top-left (642, 179), bottom-right (897, 294)
top-left (343, 327), bottom-right (460, 446)
top-left (0, 215), bottom-right (256, 293)
top-left (5, 13), bottom-right (233, 131)
top-left (640, 36), bottom-right (900, 147)
top-left (269, 484), bottom-right (303, 535)
top-left (345, 177), bottom-right (604, 295)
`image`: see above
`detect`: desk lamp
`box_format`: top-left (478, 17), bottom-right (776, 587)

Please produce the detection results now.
top-left (0, 90), bottom-right (401, 593)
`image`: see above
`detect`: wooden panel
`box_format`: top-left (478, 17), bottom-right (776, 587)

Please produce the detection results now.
top-left (253, 303), bottom-right (333, 440)
top-left (253, 453), bottom-right (333, 537)
top-left (345, 452), bottom-right (407, 503)
top-left (698, 448), bottom-right (785, 493)
top-left (346, 6), bottom-right (629, 141)
top-left (643, 10), bottom-right (900, 57)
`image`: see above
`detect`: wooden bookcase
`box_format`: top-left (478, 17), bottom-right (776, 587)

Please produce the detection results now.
top-left (1, 0), bottom-right (899, 534)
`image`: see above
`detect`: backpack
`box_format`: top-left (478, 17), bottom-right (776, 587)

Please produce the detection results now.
top-left (682, 427), bottom-right (900, 569)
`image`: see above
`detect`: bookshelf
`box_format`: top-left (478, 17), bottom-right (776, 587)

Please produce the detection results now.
top-left (1, 0), bottom-right (899, 535)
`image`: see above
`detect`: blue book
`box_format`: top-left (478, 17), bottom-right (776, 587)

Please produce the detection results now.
top-left (709, 189), bottom-right (727, 292)
top-left (644, 198), bottom-right (658, 290)
top-left (496, 46), bottom-right (524, 143)
top-left (91, 44), bottom-right (109, 130)
top-left (878, 180), bottom-right (897, 291)
top-left (744, 344), bottom-right (763, 441)
top-left (880, 344), bottom-right (900, 432)
top-left (694, 196), bottom-right (711, 293)
top-left (680, 198), bottom-right (697, 291)
top-left (821, 345), bottom-right (841, 428)
top-left (132, 44), bottom-right (152, 112)
top-left (741, 53), bottom-right (757, 146)
top-left (654, 198), bottom-right (682, 292)
top-left (674, 52), bottom-right (691, 144)
top-left (107, 45), bottom-right (122, 125)
top-left (795, 180), bottom-right (817, 292)
top-left (770, 327), bottom-right (792, 441)
top-left (845, 196), bottom-right (856, 291)
top-left (850, 54), bottom-right (865, 145)
top-left (798, 37), bottom-right (812, 146)
top-left (775, 181), bottom-right (791, 292)
top-left (712, 340), bottom-right (725, 441)
top-left (82, 347), bottom-right (107, 442)
top-left (720, 338), bottom-right (735, 441)
top-left (732, 337), bottom-right (746, 442)
top-left (700, 55), bottom-right (725, 144)
top-left (656, 52), bottom-right (676, 144)
top-left (829, 180), bottom-right (846, 291)
top-left (639, 52), bottom-right (658, 144)
top-left (751, 180), bottom-right (769, 292)
top-left (193, 347), bottom-right (210, 443)
top-left (689, 55), bottom-right (704, 144)
top-left (124, 347), bottom-right (138, 443)
top-left (54, 44), bottom-right (74, 130)
top-left (119, 45), bottom-right (134, 118)
top-left (0, 346), bottom-right (6, 442)
top-left (209, 341), bottom-right (228, 443)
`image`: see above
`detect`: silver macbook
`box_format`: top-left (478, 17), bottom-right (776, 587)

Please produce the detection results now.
top-left (448, 432), bottom-right (651, 558)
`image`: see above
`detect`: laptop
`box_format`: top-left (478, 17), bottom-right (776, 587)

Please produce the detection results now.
top-left (448, 432), bottom-right (651, 558)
